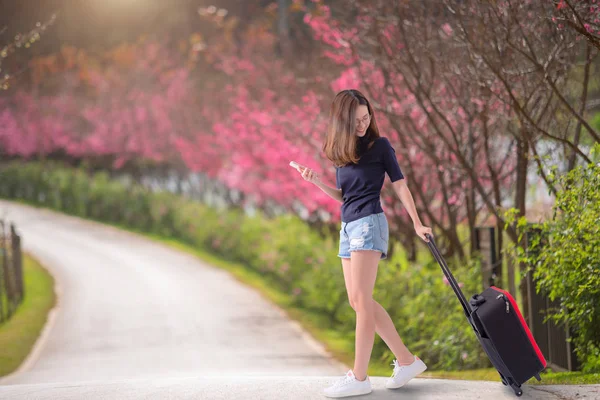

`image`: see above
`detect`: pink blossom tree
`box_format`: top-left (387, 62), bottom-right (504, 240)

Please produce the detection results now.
top-left (553, 0), bottom-right (600, 50)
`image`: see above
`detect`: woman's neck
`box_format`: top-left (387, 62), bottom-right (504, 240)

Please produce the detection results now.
top-left (357, 134), bottom-right (371, 156)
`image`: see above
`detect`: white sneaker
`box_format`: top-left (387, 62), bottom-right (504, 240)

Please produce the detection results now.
top-left (323, 370), bottom-right (372, 398)
top-left (386, 356), bottom-right (427, 389)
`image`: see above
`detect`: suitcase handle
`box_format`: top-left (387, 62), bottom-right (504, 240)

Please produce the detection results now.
top-left (425, 234), bottom-right (471, 318)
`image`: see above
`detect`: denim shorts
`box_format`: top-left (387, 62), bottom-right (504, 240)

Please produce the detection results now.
top-left (338, 212), bottom-right (389, 259)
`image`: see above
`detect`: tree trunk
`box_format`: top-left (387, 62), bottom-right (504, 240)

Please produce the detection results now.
top-left (277, 0), bottom-right (292, 58)
top-left (515, 136), bottom-right (529, 321)
top-left (495, 216), bottom-right (504, 288)
top-left (468, 127), bottom-right (477, 255)
top-left (567, 43), bottom-right (592, 172)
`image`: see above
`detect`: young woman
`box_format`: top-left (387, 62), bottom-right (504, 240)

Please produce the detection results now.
top-left (294, 89), bottom-right (432, 398)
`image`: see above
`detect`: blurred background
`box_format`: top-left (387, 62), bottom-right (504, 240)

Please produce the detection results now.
top-left (0, 0), bottom-right (599, 377)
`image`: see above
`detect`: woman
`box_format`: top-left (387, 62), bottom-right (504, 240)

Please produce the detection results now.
top-left (294, 89), bottom-right (431, 398)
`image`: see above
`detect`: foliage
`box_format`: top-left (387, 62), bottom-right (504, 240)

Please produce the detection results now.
top-left (506, 144), bottom-right (600, 373)
top-left (593, 113), bottom-right (600, 132)
top-left (0, 161), bottom-right (487, 370)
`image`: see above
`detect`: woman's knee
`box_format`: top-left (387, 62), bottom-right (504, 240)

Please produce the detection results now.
top-left (351, 293), bottom-right (373, 312)
top-left (348, 298), bottom-right (357, 311)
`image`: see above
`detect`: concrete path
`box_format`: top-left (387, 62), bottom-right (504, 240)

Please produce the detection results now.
top-left (1, 376), bottom-right (599, 399)
top-left (0, 201), bottom-right (598, 399)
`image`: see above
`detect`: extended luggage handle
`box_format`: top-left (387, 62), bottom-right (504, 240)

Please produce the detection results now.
top-left (425, 234), bottom-right (471, 318)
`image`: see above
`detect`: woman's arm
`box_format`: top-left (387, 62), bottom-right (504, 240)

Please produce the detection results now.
top-left (295, 164), bottom-right (343, 203)
top-left (392, 179), bottom-right (432, 241)
top-left (314, 180), bottom-right (343, 203)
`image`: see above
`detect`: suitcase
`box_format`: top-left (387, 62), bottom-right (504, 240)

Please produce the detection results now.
top-left (425, 234), bottom-right (547, 397)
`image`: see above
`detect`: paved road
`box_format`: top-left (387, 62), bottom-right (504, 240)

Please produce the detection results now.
top-left (0, 201), bottom-right (598, 399)
top-left (1, 376), bottom-right (599, 400)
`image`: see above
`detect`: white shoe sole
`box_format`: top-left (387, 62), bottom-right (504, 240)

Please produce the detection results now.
top-left (323, 385), bottom-right (372, 398)
top-left (386, 361), bottom-right (428, 389)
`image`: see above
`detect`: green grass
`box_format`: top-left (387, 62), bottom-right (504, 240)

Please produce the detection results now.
top-left (0, 253), bottom-right (56, 377)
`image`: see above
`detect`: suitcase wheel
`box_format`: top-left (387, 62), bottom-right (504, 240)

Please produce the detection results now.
top-left (510, 383), bottom-right (523, 397)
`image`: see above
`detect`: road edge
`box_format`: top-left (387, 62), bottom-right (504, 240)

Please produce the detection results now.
top-left (0, 232), bottom-right (64, 385)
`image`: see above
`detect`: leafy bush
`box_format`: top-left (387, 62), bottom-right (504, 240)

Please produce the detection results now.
top-left (0, 161), bottom-right (486, 370)
top-left (510, 145), bottom-right (600, 373)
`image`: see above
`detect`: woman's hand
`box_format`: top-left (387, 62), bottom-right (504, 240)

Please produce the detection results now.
top-left (291, 162), bottom-right (341, 202)
top-left (297, 164), bottom-right (321, 185)
top-left (415, 224), bottom-right (433, 242)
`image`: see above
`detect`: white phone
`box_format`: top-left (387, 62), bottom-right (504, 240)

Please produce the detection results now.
top-left (289, 161), bottom-right (302, 171)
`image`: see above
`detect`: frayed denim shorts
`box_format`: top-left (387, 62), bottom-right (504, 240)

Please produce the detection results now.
top-left (338, 212), bottom-right (389, 260)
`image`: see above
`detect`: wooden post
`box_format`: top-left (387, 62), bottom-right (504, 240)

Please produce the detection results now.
top-left (11, 224), bottom-right (24, 303)
top-left (0, 221), bottom-right (5, 323)
top-left (475, 226), bottom-right (498, 289)
top-left (1, 220), bottom-right (16, 317)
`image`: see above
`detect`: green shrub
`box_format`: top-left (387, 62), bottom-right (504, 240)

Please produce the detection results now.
top-left (509, 145), bottom-right (600, 373)
top-left (0, 161), bottom-right (486, 370)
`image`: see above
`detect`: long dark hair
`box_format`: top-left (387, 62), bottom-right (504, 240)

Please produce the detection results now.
top-left (323, 89), bottom-right (380, 167)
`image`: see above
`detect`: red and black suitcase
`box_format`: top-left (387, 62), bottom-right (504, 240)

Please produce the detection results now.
top-left (425, 234), bottom-right (547, 397)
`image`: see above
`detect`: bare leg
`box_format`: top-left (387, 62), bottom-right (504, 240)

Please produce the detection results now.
top-left (341, 258), bottom-right (414, 368)
top-left (372, 300), bottom-right (414, 363)
top-left (348, 250), bottom-right (380, 381)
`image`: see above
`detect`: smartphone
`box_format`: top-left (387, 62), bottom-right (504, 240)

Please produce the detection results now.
top-left (289, 161), bottom-right (302, 171)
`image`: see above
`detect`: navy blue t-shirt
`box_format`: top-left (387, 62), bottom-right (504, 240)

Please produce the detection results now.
top-left (335, 136), bottom-right (404, 223)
